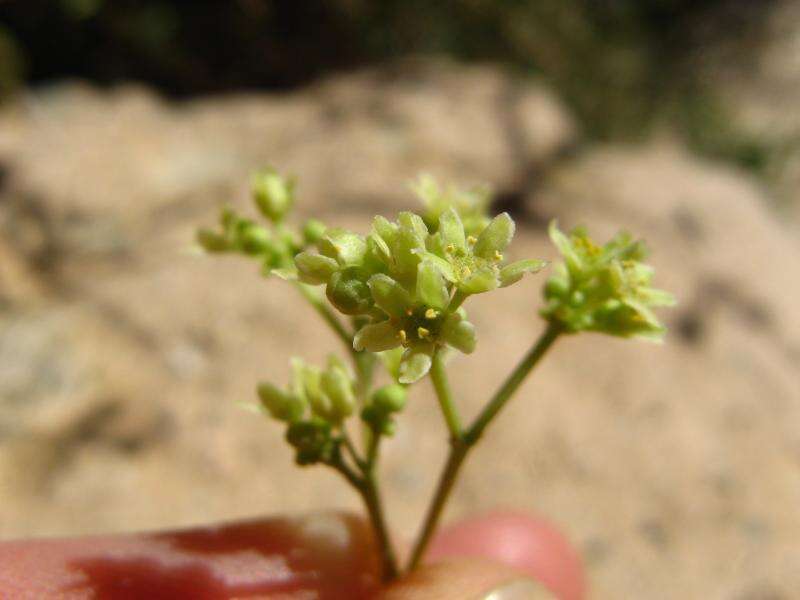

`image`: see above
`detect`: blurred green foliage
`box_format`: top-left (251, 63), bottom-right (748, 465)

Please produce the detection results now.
top-left (0, 0), bottom-right (779, 168)
top-left (0, 24), bottom-right (24, 99)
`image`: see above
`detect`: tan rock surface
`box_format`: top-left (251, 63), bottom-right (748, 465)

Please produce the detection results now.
top-left (0, 63), bottom-right (797, 598)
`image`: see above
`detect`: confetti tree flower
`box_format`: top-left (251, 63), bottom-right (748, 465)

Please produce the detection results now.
top-left (197, 168), bottom-right (675, 583)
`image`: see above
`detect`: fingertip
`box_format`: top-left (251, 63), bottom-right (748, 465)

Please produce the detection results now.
top-left (0, 512), bottom-right (381, 599)
top-left (380, 558), bottom-right (527, 600)
top-left (426, 511), bottom-right (586, 600)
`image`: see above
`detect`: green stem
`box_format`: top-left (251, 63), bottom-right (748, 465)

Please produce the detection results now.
top-left (359, 473), bottom-right (399, 582)
top-left (354, 350), bottom-right (376, 402)
top-left (341, 429), bottom-right (365, 471)
top-left (366, 426), bottom-right (381, 469)
top-left (406, 437), bottom-right (469, 571)
top-left (331, 455), bottom-right (362, 490)
top-left (429, 351), bottom-right (463, 439)
top-left (332, 442), bottom-right (398, 583)
top-left (466, 322), bottom-right (561, 444)
top-left (449, 289), bottom-right (468, 312)
top-left (293, 282), bottom-right (353, 354)
top-left (407, 322), bottom-right (562, 571)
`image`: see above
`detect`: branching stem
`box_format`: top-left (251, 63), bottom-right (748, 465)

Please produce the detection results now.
top-left (408, 322), bottom-right (562, 571)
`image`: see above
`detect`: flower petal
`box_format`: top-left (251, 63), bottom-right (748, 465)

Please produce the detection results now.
top-left (416, 261), bottom-right (450, 310)
top-left (473, 212), bottom-right (514, 259)
top-left (353, 321), bottom-right (401, 352)
top-left (458, 268), bottom-right (499, 295)
top-left (398, 346), bottom-right (434, 384)
top-left (318, 228), bottom-right (366, 265)
top-left (548, 220), bottom-right (583, 273)
top-left (442, 314), bottom-right (476, 354)
top-left (499, 258), bottom-right (547, 287)
top-left (438, 207), bottom-right (466, 251)
top-left (368, 274), bottom-right (412, 318)
top-left (295, 252), bottom-right (338, 284)
top-left (418, 251), bottom-right (457, 282)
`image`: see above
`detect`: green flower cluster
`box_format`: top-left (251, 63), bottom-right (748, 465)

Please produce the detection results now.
top-left (196, 168), bottom-right (325, 278)
top-left (412, 174), bottom-right (491, 238)
top-left (541, 222), bottom-right (676, 340)
top-left (257, 355), bottom-right (354, 465)
top-left (258, 355), bottom-right (407, 465)
top-left (294, 206), bottom-right (545, 383)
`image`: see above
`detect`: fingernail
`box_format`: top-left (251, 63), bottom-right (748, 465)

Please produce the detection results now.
top-left (480, 577), bottom-right (556, 600)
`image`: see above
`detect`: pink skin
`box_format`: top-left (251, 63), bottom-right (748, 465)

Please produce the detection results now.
top-left (427, 511), bottom-right (586, 600)
top-left (0, 511), bottom-right (585, 599)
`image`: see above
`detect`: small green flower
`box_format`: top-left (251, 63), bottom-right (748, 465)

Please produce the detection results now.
top-left (294, 211), bottom-right (430, 315)
top-left (541, 221), bottom-right (675, 340)
top-left (353, 260), bottom-right (477, 383)
top-left (413, 174), bottom-right (491, 237)
top-left (422, 208), bottom-right (547, 296)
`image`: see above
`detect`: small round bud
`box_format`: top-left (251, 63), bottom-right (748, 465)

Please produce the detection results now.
top-left (303, 219), bottom-right (327, 245)
top-left (372, 384), bottom-right (407, 413)
top-left (326, 267), bottom-right (373, 315)
top-left (544, 276), bottom-right (570, 299)
top-left (238, 224), bottom-right (273, 255)
top-left (252, 169), bottom-right (295, 223)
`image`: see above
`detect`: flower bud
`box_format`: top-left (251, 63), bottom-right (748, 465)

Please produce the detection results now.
top-left (544, 275), bottom-right (570, 299)
top-left (302, 219), bottom-right (327, 245)
top-left (326, 267), bottom-right (373, 315)
top-left (252, 169), bottom-right (295, 223)
top-left (319, 366), bottom-right (355, 422)
top-left (286, 419), bottom-right (334, 465)
top-left (238, 223), bottom-right (273, 255)
top-left (257, 382), bottom-right (304, 422)
top-left (196, 229), bottom-right (229, 253)
top-left (372, 384), bottom-right (407, 413)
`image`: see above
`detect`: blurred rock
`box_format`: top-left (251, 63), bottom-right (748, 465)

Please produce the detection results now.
top-left (0, 62), bottom-right (797, 598)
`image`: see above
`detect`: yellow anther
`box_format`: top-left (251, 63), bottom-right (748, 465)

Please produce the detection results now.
top-left (417, 327), bottom-right (430, 339)
top-left (425, 308), bottom-right (438, 320)
top-left (399, 329), bottom-right (407, 343)
top-left (493, 250), bottom-right (503, 261)
top-left (461, 266), bottom-right (472, 277)
top-left (467, 235), bottom-right (478, 245)
top-left (445, 244), bottom-right (456, 254)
